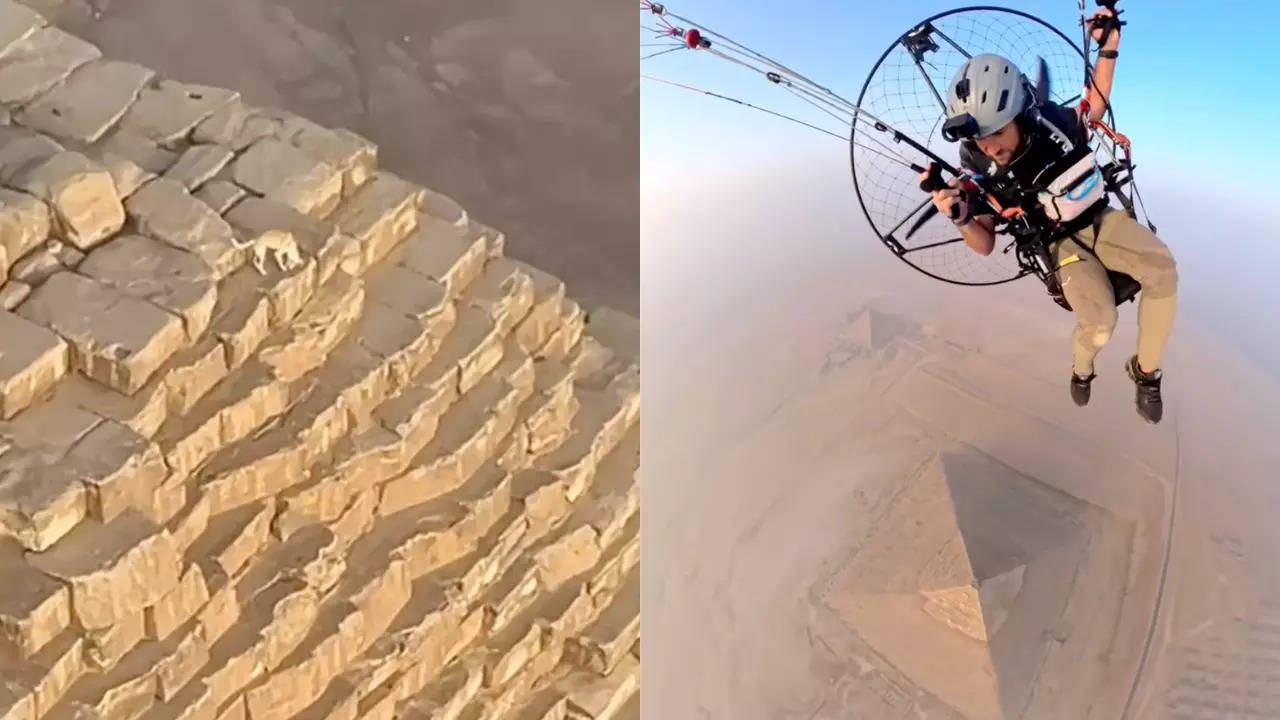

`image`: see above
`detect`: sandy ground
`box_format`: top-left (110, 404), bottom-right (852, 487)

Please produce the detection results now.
top-left (643, 155), bottom-right (1280, 718)
top-left (31, 0), bottom-right (638, 315)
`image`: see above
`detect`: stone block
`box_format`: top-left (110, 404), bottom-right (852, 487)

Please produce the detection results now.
top-left (0, 309), bottom-right (67, 418)
top-left (78, 234), bottom-right (218, 342)
top-left (126, 178), bottom-right (241, 279)
top-left (232, 138), bottom-right (341, 218)
top-left (16, 271), bottom-right (186, 394)
top-left (7, 152), bottom-right (124, 251)
top-left (115, 79), bottom-right (239, 146)
top-left (15, 59), bottom-right (153, 143)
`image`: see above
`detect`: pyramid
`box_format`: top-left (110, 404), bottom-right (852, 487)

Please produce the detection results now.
top-left (820, 448), bottom-right (1108, 719)
top-left (0, 4), bottom-right (639, 718)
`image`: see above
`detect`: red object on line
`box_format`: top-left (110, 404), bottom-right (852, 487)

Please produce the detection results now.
top-left (684, 28), bottom-right (702, 48)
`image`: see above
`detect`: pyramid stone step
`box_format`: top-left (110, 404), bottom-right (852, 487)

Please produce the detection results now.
top-left (563, 566), bottom-right (638, 676)
top-left (0, 308), bottom-right (68, 419)
top-left (16, 270), bottom-right (187, 395)
top-left (0, 25), bottom-right (100, 108)
top-left (0, 537), bottom-right (70, 659)
top-left (14, 59), bottom-right (153, 145)
top-left (230, 138), bottom-right (342, 220)
top-left (327, 172), bottom-right (421, 271)
top-left (78, 233), bottom-right (219, 343)
top-left (124, 178), bottom-right (241, 279)
top-left (164, 144), bottom-right (235, 192)
top-left (559, 653), bottom-right (638, 720)
top-left (115, 78), bottom-right (239, 147)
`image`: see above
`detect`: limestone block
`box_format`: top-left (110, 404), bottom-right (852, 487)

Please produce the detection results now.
top-left (115, 79), bottom-right (239, 146)
top-left (0, 538), bottom-right (70, 658)
top-left (562, 654), bottom-right (639, 719)
top-left (8, 152), bottom-right (124, 251)
top-left (349, 302), bottom-right (435, 391)
top-left (256, 270), bottom-right (364, 382)
top-left (79, 234), bottom-right (218, 342)
top-left (0, 26), bottom-right (100, 107)
top-left (15, 59), bottom-right (154, 143)
top-left (395, 216), bottom-right (487, 298)
top-left (142, 680), bottom-right (216, 720)
top-left (0, 280), bottom-right (29, 309)
top-left (145, 562), bottom-right (208, 641)
top-left (0, 449), bottom-right (86, 552)
top-left (126, 178), bottom-right (242, 278)
top-left (82, 608), bottom-right (145, 671)
top-left (0, 309), bottom-right (67, 418)
top-left (25, 509), bottom-right (181, 630)
top-left (328, 172), bottom-right (421, 268)
top-left (188, 500), bottom-right (275, 579)
top-left (0, 630), bottom-right (84, 720)
top-left (164, 144), bottom-right (234, 191)
top-left (64, 418), bottom-right (167, 522)
top-left (241, 606), bottom-right (365, 720)
top-left (0, 188), bottom-right (50, 273)
top-left (190, 101), bottom-right (280, 151)
top-left (91, 128), bottom-right (179, 175)
top-left (467, 257), bottom-right (535, 335)
top-left (16, 271), bottom-right (186, 394)
top-left (274, 117), bottom-right (376, 197)
top-left (232, 138), bottom-right (341, 218)
top-left (512, 261), bottom-right (566, 354)
top-left (156, 625), bottom-right (209, 701)
top-left (0, 1), bottom-right (42, 57)
top-left (194, 180), bottom-right (245, 214)
top-left (92, 150), bottom-right (154, 198)
top-left (6, 240), bottom-right (60, 286)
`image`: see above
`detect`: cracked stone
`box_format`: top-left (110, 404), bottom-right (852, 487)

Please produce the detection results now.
top-left (232, 138), bottom-right (342, 218)
top-left (0, 26), bottom-right (100, 108)
top-left (16, 271), bottom-right (186, 394)
top-left (79, 233), bottom-right (218, 342)
top-left (7, 151), bottom-right (124, 251)
top-left (0, 309), bottom-right (67, 419)
top-left (15, 59), bottom-right (153, 143)
top-left (126, 177), bottom-right (241, 278)
top-left (163, 144), bottom-right (234, 191)
top-left (115, 79), bottom-right (239, 146)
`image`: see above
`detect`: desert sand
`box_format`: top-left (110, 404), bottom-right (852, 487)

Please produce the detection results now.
top-left (643, 156), bottom-right (1280, 719)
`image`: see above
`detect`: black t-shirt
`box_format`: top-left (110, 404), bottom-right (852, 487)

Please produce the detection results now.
top-left (958, 101), bottom-right (1089, 191)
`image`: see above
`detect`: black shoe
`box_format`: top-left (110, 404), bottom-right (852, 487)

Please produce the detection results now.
top-left (1070, 371), bottom-right (1095, 407)
top-left (1125, 355), bottom-right (1163, 424)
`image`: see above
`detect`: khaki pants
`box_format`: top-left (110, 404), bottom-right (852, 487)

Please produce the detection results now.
top-left (1051, 208), bottom-right (1178, 376)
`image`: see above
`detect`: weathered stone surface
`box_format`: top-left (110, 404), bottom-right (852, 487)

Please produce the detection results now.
top-left (187, 501), bottom-right (275, 579)
top-left (156, 625), bottom-right (209, 700)
top-left (91, 150), bottom-right (154, 198)
top-left (116, 79), bottom-right (239, 146)
top-left (194, 180), bottom-right (246, 214)
top-left (512, 261), bottom-right (566, 354)
top-left (79, 234), bottom-right (218, 342)
top-left (0, 449), bottom-right (87, 552)
top-left (274, 117), bottom-right (376, 198)
top-left (394, 216), bottom-right (487, 299)
top-left (0, 26), bottom-right (100, 108)
top-left (64, 418), bottom-right (167, 522)
top-left (16, 271), bottom-right (186, 394)
top-left (562, 654), bottom-right (639, 719)
top-left (8, 152), bottom-right (124, 251)
top-left (91, 128), bottom-right (179, 175)
top-left (0, 538), bottom-right (69, 659)
top-left (83, 608), bottom-right (145, 671)
top-left (0, 309), bottom-right (67, 418)
top-left (0, 1), bottom-right (42, 57)
top-left (257, 270), bottom-right (364, 382)
top-left (145, 561), bottom-right (209, 641)
top-left (0, 279), bottom-right (30, 310)
top-left (25, 509), bottom-right (181, 630)
top-left (6, 240), bottom-right (61, 286)
top-left (126, 178), bottom-right (240, 278)
top-left (164, 144), bottom-right (234, 191)
top-left (0, 188), bottom-right (50, 273)
top-left (0, 629), bottom-right (85, 719)
top-left (568, 569), bottom-right (639, 676)
top-left (467, 258), bottom-right (535, 335)
top-left (15, 60), bottom-right (154, 143)
top-left (328, 172), bottom-right (420, 269)
top-left (190, 101), bottom-right (281, 152)
top-left (232, 138), bottom-right (341, 218)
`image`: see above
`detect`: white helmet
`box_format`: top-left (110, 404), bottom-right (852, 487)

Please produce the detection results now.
top-left (942, 53), bottom-right (1032, 140)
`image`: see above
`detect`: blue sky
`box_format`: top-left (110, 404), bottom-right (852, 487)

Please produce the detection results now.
top-left (641, 0), bottom-right (1280, 215)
